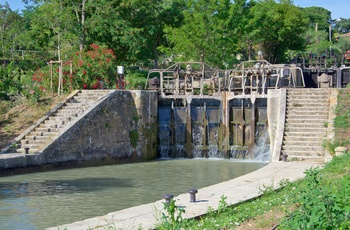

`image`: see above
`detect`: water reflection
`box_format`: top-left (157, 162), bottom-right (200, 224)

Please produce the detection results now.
top-left (0, 159), bottom-right (266, 229)
top-left (0, 178), bottom-right (133, 198)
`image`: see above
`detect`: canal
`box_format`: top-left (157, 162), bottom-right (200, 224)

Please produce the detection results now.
top-left (0, 158), bottom-right (266, 229)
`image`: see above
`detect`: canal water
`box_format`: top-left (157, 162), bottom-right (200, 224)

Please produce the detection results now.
top-left (0, 159), bottom-right (266, 229)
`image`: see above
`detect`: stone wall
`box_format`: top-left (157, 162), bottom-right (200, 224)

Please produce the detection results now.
top-left (1, 90), bottom-right (158, 171)
top-left (267, 88), bottom-right (286, 162)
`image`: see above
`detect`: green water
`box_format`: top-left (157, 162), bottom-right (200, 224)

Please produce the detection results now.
top-left (0, 159), bottom-right (266, 229)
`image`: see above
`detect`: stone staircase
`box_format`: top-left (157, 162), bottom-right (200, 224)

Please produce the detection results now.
top-left (3, 90), bottom-right (111, 154)
top-left (281, 88), bottom-right (331, 161)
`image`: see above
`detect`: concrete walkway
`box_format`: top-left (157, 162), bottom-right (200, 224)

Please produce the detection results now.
top-left (46, 161), bottom-right (323, 230)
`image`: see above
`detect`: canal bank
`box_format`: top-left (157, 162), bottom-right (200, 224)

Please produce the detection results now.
top-left (46, 160), bottom-right (322, 230)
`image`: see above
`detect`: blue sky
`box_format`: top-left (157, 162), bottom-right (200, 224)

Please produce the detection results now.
top-left (1, 0), bottom-right (349, 19)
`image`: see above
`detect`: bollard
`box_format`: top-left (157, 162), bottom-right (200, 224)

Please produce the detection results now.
top-left (188, 188), bottom-right (198, 202)
top-left (24, 147), bottom-right (30, 154)
top-left (163, 194), bottom-right (174, 204)
top-left (282, 154), bottom-right (288, 162)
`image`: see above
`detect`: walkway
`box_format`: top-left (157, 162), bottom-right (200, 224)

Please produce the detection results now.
top-left (46, 160), bottom-right (323, 230)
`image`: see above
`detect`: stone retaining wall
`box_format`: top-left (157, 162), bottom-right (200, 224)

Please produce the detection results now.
top-left (0, 90), bottom-right (158, 172)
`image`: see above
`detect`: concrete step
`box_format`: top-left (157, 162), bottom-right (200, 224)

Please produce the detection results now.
top-left (284, 131), bottom-right (326, 138)
top-left (286, 112), bottom-right (329, 118)
top-left (287, 89), bottom-right (330, 95)
top-left (283, 136), bottom-right (324, 141)
top-left (286, 107), bottom-right (329, 113)
top-left (287, 95), bottom-right (329, 100)
top-left (286, 118), bottom-right (327, 123)
top-left (35, 127), bottom-right (60, 133)
top-left (281, 149), bottom-right (324, 157)
top-left (285, 123), bottom-right (326, 128)
top-left (282, 144), bottom-right (323, 151)
top-left (17, 147), bottom-right (40, 154)
top-left (286, 103), bottom-right (329, 108)
top-left (21, 139), bottom-right (47, 145)
top-left (286, 114), bottom-right (329, 119)
top-left (19, 143), bottom-right (41, 149)
top-left (24, 135), bottom-right (51, 141)
top-left (283, 154), bottom-right (325, 161)
top-left (284, 127), bottom-right (326, 132)
top-left (287, 98), bottom-right (329, 103)
top-left (62, 103), bottom-right (90, 109)
top-left (283, 140), bottom-right (323, 146)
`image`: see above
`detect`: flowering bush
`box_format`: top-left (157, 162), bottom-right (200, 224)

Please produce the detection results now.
top-left (22, 68), bottom-right (48, 103)
top-left (63, 43), bottom-right (118, 90)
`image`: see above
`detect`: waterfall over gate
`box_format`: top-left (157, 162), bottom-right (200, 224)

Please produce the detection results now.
top-left (157, 97), bottom-right (270, 161)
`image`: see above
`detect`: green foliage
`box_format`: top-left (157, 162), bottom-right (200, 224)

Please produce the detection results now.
top-left (0, 62), bottom-right (21, 99)
top-left (129, 130), bottom-right (139, 148)
top-left (302, 6), bottom-right (331, 32)
top-left (249, 0), bottom-right (308, 63)
top-left (63, 44), bottom-right (118, 90)
top-left (159, 199), bottom-right (185, 230)
top-left (163, 0), bottom-right (236, 67)
top-left (280, 164), bottom-right (350, 229)
top-left (217, 195), bottom-right (228, 213)
top-left (125, 70), bottom-right (148, 90)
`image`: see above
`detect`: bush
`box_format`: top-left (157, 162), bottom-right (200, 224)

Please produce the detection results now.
top-left (125, 69), bottom-right (148, 90)
top-left (0, 62), bottom-right (21, 99)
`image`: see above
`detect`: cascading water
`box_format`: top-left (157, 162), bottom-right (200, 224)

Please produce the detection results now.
top-left (158, 106), bottom-right (172, 158)
top-left (230, 130), bottom-right (270, 162)
top-left (206, 106), bottom-right (221, 158)
top-left (251, 130), bottom-right (270, 161)
top-left (191, 106), bottom-right (205, 158)
top-left (174, 107), bottom-right (186, 158)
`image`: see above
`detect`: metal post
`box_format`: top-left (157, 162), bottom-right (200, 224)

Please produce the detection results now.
top-left (188, 188), bottom-right (198, 202)
top-left (163, 194), bottom-right (174, 204)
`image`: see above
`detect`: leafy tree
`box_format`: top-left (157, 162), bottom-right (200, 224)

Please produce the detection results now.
top-left (0, 3), bottom-right (27, 60)
top-left (335, 18), bottom-right (350, 34)
top-left (0, 61), bottom-right (21, 99)
top-left (162, 0), bottom-right (235, 67)
top-left (227, 0), bottom-right (255, 62)
top-left (302, 6), bottom-right (331, 32)
top-left (85, 0), bottom-right (184, 67)
top-left (248, 0), bottom-right (308, 63)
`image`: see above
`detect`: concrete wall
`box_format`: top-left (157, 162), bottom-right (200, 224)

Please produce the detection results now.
top-left (1, 90), bottom-right (158, 171)
top-left (267, 89), bottom-right (286, 162)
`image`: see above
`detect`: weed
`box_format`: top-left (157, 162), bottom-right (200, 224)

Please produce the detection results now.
top-left (129, 130), bottom-right (139, 148)
top-left (159, 199), bottom-right (185, 230)
top-left (218, 195), bottom-right (228, 213)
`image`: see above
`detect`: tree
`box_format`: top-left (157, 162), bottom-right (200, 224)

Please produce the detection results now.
top-left (162, 0), bottom-right (235, 67)
top-left (248, 0), bottom-right (308, 63)
top-left (302, 6), bottom-right (331, 32)
top-left (335, 18), bottom-right (350, 34)
top-left (227, 0), bottom-right (255, 61)
top-left (0, 3), bottom-right (27, 60)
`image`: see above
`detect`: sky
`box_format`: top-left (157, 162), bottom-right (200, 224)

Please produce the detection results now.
top-left (0, 0), bottom-right (349, 19)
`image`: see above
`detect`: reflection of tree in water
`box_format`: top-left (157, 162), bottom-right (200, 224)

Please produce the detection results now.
top-left (0, 177), bottom-right (133, 198)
